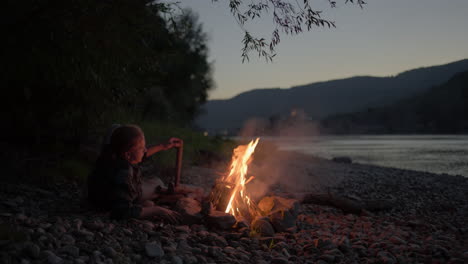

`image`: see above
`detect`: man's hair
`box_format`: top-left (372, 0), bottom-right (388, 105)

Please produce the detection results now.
top-left (109, 125), bottom-right (144, 157)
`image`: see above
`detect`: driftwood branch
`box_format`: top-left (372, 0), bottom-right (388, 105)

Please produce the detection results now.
top-left (299, 193), bottom-right (394, 214)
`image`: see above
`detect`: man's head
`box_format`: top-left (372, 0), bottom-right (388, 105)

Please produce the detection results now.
top-left (110, 125), bottom-right (146, 164)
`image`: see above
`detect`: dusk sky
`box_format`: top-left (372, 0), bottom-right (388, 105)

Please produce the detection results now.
top-left (175, 0), bottom-right (468, 100)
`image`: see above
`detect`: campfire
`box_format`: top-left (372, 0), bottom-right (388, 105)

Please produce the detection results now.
top-left (207, 138), bottom-right (300, 235)
top-left (209, 138), bottom-right (261, 222)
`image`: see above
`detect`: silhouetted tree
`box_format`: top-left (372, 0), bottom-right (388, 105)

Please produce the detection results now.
top-left (1, 0), bottom-right (212, 151)
top-left (211, 0), bottom-right (366, 61)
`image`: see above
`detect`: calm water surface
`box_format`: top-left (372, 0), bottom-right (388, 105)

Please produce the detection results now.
top-left (263, 135), bottom-right (468, 177)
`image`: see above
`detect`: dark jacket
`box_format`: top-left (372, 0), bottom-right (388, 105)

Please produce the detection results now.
top-left (88, 156), bottom-right (143, 219)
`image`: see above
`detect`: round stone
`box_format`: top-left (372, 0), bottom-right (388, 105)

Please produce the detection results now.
top-left (145, 242), bottom-right (164, 258)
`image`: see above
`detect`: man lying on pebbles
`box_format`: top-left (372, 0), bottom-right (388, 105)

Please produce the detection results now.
top-left (87, 124), bottom-right (198, 224)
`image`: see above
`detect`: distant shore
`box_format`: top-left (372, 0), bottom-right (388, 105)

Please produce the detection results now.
top-left (255, 135), bottom-right (468, 178)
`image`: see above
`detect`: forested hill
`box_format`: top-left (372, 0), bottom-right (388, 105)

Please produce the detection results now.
top-left (321, 71), bottom-right (468, 134)
top-left (197, 59), bottom-right (468, 131)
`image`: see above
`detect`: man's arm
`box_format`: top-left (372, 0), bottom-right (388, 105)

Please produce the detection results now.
top-left (145, 137), bottom-right (182, 157)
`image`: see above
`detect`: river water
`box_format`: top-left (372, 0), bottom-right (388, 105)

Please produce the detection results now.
top-left (262, 135), bottom-right (468, 177)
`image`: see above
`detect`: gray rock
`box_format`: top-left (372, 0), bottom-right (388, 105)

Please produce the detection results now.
top-left (223, 246), bottom-right (236, 255)
top-left (352, 245), bottom-right (367, 257)
top-left (145, 242), bottom-right (164, 258)
top-left (211, 233), bottom-right (228, 247)
top-left (133, 220), bottom-right (154, 231)
top-left (389, 236), bottom-right (406, 245)
top-left (191, 247), bottom-right (202, 254)
top-left (174, 225), bottom-right (190, 233)
top-left (319, 254), bottom-right (335, 262)
top-left (317, 239), bottom-right (337, 250)
top-left (271, 257), bottom-right (289, 264)
top-left (61, 234), bottom-right (75, 245)
top-left (14, 196), bottom-right (24, 204)
top-left (432, 245), bottom-right (449, 258)
top-left (102, 224), bottom-right (115, 234)
top-left (42, 250), bottom-right (63, 264)
top-left (131, 254), bottom-right (142, 262)
top-left (377, 251), bottom-right (396, 264)
top-left (337, 237), bottom-right (351, 253)
top-left (177, 239), bottom-right (192, 251)
top-left (103, 246), bottom-right (117, 258)
top-left (73, 219), bottom-right (82, 230)
top-left (163, 245), bottom-right (177, 254)
top-left (183, 255), bottom-right (198, 264)
top-left (270, 210), bottom-right (296, 232)
top-left (40, 223), bottom-right (52, 229)
top-left (92, 250), bottom-right (104, 262)
top-left (23, 242), bottom-right (40, 259)
top-left (122, 228), bottom-right (133, 236)
top-left (53, 225), bottom-right (67, 234)
top-left (16, 213), bottom-right (28, 222)
top-left (208, 246), bottom-right (224, 258)
top-left (60, 245), bottom-right (80, 257)
top-left (315, 260), bottom-right (328, 264)
top-left (251, 218), bottom-right (275, 237)
top-left (84, 220), bottom-right (104, 230)
top-left (324, 248), bottom-right (344, 262)
top-left (76, 229), bottom-right (94, 238)
top-left (3, 200), bottom-right (17, 207)
top-left (171, 255), bottom-right (183, 264)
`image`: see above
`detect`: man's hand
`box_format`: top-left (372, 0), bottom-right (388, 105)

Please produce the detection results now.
top-left (165, 137), bottom-right (183, 150)
top-left (154, 206), bottom-right (181, 224)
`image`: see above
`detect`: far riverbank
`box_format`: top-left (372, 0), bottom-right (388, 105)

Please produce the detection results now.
top-left (254, 135), bottom-right (468, 177)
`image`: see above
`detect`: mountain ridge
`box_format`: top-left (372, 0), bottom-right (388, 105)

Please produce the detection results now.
top-left (197, 59), bottom-right (468, 131)
top-left (321, 70), bottom-right (468, 134)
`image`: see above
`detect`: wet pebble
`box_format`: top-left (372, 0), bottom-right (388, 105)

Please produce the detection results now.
top-left (270, 257), bottom-right (289, 264)
top-left (103, 246), bottom-right (117, 258)
top-left (145, 241), bottom-right (164, 257)
top-left (377, 251), bottom-right (396, 264)
top-left (23, 242), bottom-right (40, 259)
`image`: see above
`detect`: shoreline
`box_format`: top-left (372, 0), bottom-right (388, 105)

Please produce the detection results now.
top-left (255, 135), bottom-right (468, 178)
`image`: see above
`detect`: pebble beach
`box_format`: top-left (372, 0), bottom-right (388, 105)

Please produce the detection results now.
top-left (1, 150), bottom-right (467, 263)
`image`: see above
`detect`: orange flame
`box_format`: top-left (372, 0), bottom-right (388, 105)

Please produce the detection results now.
top-left (222, 138), bottom-right (260, 218)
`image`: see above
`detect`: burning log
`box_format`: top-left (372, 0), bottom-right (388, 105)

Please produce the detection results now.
top-left (209, 181), bottom-right (236, 212)
top-left (208, 180), bottom-right (261, 223)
